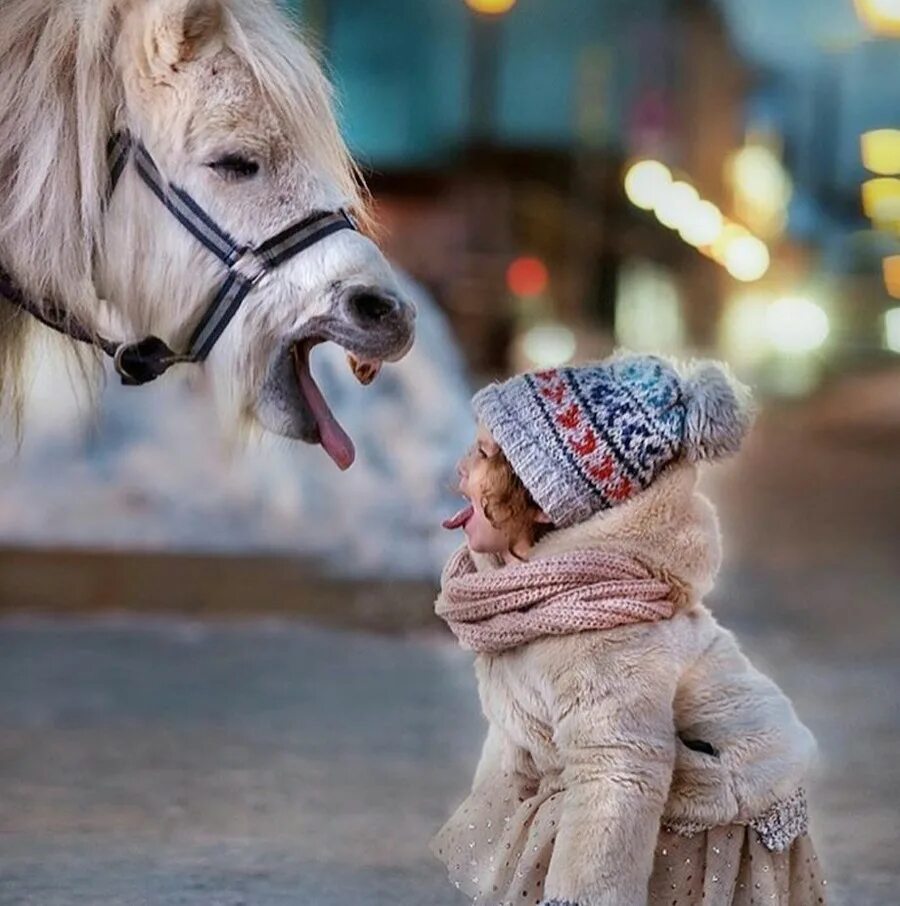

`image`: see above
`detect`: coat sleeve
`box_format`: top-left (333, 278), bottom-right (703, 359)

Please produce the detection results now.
top-left (541, 630), bottom-right (680, 906)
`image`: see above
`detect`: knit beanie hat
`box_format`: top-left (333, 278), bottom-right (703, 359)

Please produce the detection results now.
top-left (472, 353), bottom-right (753, 528)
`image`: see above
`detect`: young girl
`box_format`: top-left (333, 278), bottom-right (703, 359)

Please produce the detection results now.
top-left (432, 354), bottom-right (827, 906)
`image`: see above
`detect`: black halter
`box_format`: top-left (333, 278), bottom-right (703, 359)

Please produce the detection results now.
top-left (0, 131), bottom-right (358, 386)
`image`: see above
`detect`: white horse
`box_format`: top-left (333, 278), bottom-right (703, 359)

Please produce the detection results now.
top-left (0, 0), bottom-right (416, 469)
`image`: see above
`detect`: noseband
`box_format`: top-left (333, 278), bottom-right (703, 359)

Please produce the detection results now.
top-left (0, 131), bottom-right (358, 386)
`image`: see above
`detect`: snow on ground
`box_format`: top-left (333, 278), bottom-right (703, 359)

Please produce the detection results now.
top-left (0, 277), bottom-right (473, 578)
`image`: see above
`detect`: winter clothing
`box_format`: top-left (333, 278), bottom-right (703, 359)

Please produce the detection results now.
top-left (436, 547), bottom-right (677, 654)
top-left (438, 802), bottom-right (826, 906)
top-left (647, 824), bottom-right (826, 905)
top-left (471, 354), bottom-right (751, 528)
top-left (432, 464), bottom-right (826, 906)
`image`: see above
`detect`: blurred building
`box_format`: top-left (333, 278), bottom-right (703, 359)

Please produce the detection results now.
top-left (292, 0), bottom-right (900, 392)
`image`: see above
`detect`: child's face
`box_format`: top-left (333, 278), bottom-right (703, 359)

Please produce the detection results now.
top-left (448, 423), bottom-right (520, 555)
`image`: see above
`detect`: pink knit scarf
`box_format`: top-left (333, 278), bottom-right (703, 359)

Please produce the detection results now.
top-left (435, 547), bottom-right (678, 653)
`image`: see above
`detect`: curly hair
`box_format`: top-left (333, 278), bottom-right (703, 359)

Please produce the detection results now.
top-left (480, 448), bottom-right (553, 548)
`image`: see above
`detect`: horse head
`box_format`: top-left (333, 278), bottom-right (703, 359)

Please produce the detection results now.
top-left (0, 0), bottom-right (416, 468)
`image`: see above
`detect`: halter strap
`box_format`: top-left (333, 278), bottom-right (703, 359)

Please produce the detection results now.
top-left (0, 130), bottom-right (358, 386)
top-left (0, 262), bottom-right (118, 358)
top-left (107, 132), bottom-right (131, 200)
top-left (132, 141), bottom-right (244, 266)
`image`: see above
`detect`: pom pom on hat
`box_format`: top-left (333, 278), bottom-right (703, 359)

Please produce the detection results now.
top-left (680, 360), bottom-right (754, 463)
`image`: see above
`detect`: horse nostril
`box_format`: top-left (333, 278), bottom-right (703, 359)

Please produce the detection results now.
top-left (347, 290), bottom-right (398, 326)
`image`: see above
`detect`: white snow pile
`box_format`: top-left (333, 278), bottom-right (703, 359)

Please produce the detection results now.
top-left (0, 276), bottom-right (474, 579)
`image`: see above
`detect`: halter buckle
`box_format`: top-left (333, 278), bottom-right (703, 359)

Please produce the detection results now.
top-left (113, 344), bottom-right (135, 383)
top-left (230, 247), bottom-right (267, 285)
top-left (114, 336), bottom-right (184, 386)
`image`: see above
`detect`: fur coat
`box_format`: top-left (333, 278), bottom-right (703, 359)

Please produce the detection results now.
top-left (438, 463), bottom-right (816, 906)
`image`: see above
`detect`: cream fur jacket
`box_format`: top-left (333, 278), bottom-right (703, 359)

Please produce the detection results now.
top-left (459, 463), bottom-right (816, 906)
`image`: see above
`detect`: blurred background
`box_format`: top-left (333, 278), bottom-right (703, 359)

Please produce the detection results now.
top-left (1, 1), bottom-right (898, 904)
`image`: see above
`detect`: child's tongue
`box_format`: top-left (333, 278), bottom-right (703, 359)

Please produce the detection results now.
top-left (442, 503), bottom-right (474, 531)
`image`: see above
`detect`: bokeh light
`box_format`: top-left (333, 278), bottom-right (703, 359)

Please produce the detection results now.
top-left (728, 143), bottom-right (793, 239)
top-left (861, 130), bottom-right (900, 176)
top-left (519, 323), bottom-right (576, 367)
top-left (862, 178), bottom-right (900, 222)
top-left (679, 200), bottom-right (724, 247)
top-left (730, 145), bottom-right (792, 207)
top-left (506, 256), bottom-right (549, 297)
top-left (465, 0), bottom-right (517, 14)
top-left (855, 0), bottom-right (900, 36)
top-left (765, 297), bottom-right (830, 353)
top-left (719, 291), bottom-right (769, 367)
top-left (710, 223), bottom-right (749, 261)
top-left (621, 162), bottom-right (770, 282)
top-left (655, 181), bottom-right (700, 229)
top-left (623, 160), bottom-right (673, 211)
top-left (723, 235), bottom-right (771, 282)
top-left (885, 255), bottom-right (900, 298)
top-left (615, 261), bottom-right (685, 353)
top-left (884, 307), bottom-right (900, 352)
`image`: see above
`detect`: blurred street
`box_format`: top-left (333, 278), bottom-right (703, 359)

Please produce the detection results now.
top-left (1, 374), bottom-right (898, 906)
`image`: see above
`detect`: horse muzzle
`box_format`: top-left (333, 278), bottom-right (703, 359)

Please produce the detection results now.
top-left (335, 284), bottom-right (417, 364)
top-left (254, 283), bottom-right (416, 464)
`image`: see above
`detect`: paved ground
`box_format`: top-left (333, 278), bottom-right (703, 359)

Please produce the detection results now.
top-left (0, 619), bottom-right (478, 906)
top-left (1, 378), bottom-right (899, 905)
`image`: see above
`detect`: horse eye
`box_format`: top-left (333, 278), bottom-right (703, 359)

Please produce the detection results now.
top-left (206, 155), bottom-right (260, 180)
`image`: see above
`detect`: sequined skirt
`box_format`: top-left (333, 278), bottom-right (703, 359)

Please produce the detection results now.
top-left (432, 785), bottom-right (828, 906)
top-left (648, 827), bottom-right (827, 905)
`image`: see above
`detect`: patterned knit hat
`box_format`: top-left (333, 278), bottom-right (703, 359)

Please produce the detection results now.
top-left (472, 353), bottom-right (753, 528)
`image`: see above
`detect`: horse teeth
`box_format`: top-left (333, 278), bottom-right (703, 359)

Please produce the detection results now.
top-left (347, 354), bottom-right (382, 386)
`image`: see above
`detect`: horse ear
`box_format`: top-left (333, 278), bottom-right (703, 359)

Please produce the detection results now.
top-left (151, 0), bottom-right (224, 68)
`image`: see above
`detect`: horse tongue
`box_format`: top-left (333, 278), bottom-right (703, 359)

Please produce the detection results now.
top-left (293, 346), bottom-right (356, 471)
top-left (443, 503), bottom-right (474, 531)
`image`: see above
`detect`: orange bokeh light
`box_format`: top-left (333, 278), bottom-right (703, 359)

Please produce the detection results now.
top-left (854, 0), bottom-right (900, 36)
top-left (885, 256), bottom-right (900, 299)
top-left (506, 257), bottom-right (549, 297)
top-left (465, 0), bottom-right (517, 14)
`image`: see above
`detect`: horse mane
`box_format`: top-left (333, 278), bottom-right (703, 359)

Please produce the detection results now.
top-left (0, 0), bottom-right (366, 423)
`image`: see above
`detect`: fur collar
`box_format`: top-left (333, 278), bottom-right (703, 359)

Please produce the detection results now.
top-left (472, 463), bottom-right (721, 604)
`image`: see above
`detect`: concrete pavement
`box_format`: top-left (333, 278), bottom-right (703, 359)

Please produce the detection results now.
top-left (2, 388), bottom-right (899, 905)
top-left (0, 610), bottom-right (895, 905)
top-left (0, 618), bottom-right (477, 906)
